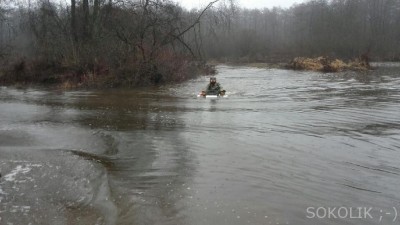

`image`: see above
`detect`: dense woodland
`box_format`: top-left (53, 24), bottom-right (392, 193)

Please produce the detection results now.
top-left (199, 0), bottom-right (400, 62)
top-left (0, 0), bottom-right (399, 86)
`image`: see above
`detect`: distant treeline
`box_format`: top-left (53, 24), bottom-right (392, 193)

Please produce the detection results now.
top-left (197, 0), bottom-right (400, 62)
top-left (0, 0), bottom-right (399, 86)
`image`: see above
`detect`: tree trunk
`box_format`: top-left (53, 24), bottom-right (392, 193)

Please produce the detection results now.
top-left (71, 0), bottom-right (77, 42)
top-left (92, 0), bottom-right (100, 38)
top-left (83, 0), bottom-right (90, 40)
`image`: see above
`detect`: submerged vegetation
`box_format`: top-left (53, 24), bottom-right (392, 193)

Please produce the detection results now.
top-left (0, 0), bottom-right (400, 87)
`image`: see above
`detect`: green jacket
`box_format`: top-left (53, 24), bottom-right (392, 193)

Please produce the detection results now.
top-left (206, 82), bottom-right (222, 95)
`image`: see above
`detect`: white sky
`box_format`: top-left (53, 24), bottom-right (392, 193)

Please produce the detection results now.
top-left (175, 0), bottom-right (306, 9)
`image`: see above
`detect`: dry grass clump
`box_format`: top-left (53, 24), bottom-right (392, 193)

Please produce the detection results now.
top-left (287, 56), bottom-right (371, 72)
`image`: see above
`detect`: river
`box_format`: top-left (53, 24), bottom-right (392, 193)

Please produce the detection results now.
top-left (1, 63), bottom-right (400, 225)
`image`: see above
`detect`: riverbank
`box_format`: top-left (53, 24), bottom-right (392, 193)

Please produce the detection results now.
top-left (0, 55), bottom-right (391, 90)
top-left (209, 56), bottom-right (374, 72)
top-left (0, 58), bottom-right (216, 89)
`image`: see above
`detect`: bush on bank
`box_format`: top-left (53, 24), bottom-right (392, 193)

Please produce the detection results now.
top-left (0, 55), bottom-right (216, 88)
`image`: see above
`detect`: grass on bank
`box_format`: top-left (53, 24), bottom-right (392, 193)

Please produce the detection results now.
top-left (0, 56), bottom-right (216, 89)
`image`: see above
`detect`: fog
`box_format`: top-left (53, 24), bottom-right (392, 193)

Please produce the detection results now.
top-left (176, 0), bottom-right (305, 9)
top-left (1, 0), bottom-right (400, 85)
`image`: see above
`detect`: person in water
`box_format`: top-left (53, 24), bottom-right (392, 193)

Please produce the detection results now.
top-left (203, 77), bottom-right (225, 96)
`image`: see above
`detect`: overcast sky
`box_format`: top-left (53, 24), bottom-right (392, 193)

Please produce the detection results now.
top-left (175, 0), bottom-right (305, 9)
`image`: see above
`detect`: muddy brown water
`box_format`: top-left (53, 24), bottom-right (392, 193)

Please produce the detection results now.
top-left (1, 63), bottom-right (400, 225)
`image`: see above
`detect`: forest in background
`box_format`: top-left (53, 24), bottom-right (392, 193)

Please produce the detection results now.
top-left (0, 0), bottom-right (399, 87)
top-left (199, 0), bottom-right (400, 62)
